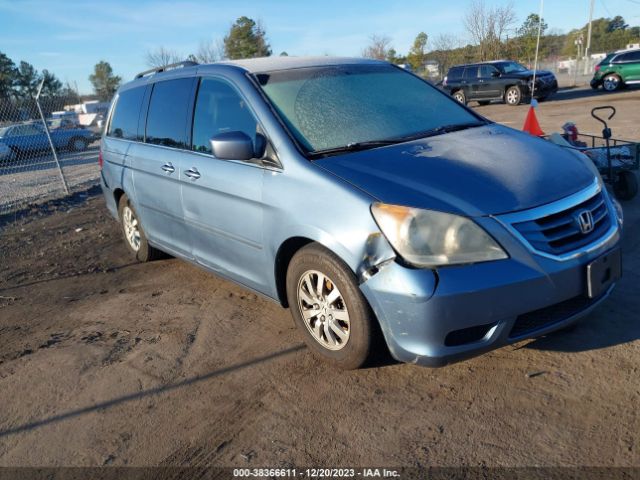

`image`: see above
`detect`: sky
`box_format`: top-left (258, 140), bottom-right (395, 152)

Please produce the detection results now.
top-left (1, 0), bottom-right (639, 94)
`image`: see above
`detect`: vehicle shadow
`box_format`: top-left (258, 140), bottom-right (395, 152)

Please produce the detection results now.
top-left (0, 344), bottom-right (307, 438)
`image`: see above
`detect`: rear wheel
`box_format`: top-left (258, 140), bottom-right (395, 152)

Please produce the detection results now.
top-left (117, 194), bottom-right (162, 262)
top-left (614, 171), bottom-right (638, 200)
top-left (452, 90), bottom-right (466, 105)
top-left (602, 74), bottom-right (621, 92)
top-left (505, 86), bottom-right (522, 105)
top-left (286, 243), bottom-right (379, 369)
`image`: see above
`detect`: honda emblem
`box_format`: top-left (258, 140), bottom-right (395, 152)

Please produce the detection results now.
top-left (576, 210), bottom-right (594, 234)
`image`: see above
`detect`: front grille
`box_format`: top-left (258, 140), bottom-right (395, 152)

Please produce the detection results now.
top-left (509, 294), bottom-right (602, 338)
top-left (512, 191), bottom-right (611, 256)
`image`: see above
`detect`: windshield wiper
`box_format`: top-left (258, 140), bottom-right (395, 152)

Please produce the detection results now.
top-left (308, 121), bottom-right (488, 159)
top-left (308, 139), bottom-right (402, 158)
top-left (394, 121), bottom-right (488, 142)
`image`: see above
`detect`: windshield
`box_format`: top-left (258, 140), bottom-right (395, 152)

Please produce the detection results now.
top-left (255, 64), bottom-right (481, 154)
top-left (499, 62), bottom-right (528, 73)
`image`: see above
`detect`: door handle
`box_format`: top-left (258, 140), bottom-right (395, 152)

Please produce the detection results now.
top-left (161, 162), bottom-right (175, 173)
top-left (185, 167), bottom-right (201, 180)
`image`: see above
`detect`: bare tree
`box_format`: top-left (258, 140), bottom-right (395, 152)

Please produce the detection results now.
top-left (361, 34), bottom-right (393, 60)
top-left (463, 0), bottom-right (516, 60)
top-left (195, 38), bottom-right (226, 63)
top-left (430, 33), bottom-right (462, 76)
top-left (145, 46), bottom-right (184, 68)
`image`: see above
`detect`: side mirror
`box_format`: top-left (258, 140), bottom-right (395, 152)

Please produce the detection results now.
top-left (491, 71), bottom-right (501, 78)
top-left (210, 131), bottom-right (255, 160)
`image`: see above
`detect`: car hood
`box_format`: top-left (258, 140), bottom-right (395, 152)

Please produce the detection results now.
top-left (315, 124), bottom-right (598, 216)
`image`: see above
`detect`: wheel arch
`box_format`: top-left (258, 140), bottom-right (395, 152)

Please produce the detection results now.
top-left (113, 188), bottom-right (126, 208)
top-left (274, 236), bottom-right (315, 307)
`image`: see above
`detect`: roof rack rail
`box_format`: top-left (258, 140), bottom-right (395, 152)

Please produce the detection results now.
top-left (134, 60), bottom-right (198, 79)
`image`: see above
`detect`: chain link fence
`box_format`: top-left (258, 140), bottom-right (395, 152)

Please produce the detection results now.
top-left (537, 56), bottom-right (601, 88)
top-left (0, 94), bottom-right (104, 218)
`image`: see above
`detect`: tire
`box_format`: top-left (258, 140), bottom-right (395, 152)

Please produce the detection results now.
top-left (117, 194), bottom-right (162, 262)
top-left (613, 171), bottom-right (638, 201)
top-left (602, 74), bottom-right (622, 92)
top-left (504, 85), bottom-right (522, 105)
top-left (69, 137), bottom-right (88, 152)
top-left (286, 243), bottom-right (379, 370)
top-left (452, 90), bottom-right (467, 105)
top-left (477, 100), bottom-right (491, 106)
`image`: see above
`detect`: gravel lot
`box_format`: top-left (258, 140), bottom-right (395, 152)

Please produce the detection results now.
top-left (0, 145), bottom-right (99, 215)
top-left (0, 87), bottom-right (638, 473)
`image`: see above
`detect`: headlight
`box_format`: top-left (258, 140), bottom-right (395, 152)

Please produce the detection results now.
top-left (371, 203), bottom-right (508, 268)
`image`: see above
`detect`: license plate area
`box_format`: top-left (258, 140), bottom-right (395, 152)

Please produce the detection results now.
top-left (586, 248), bottom-right (621, 298)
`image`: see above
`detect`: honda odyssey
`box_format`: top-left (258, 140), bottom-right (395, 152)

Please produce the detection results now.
top-left (100, 57), bottom-right (622, 369)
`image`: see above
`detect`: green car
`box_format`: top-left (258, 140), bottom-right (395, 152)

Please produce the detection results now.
top-left (591, 48), bottom-right (640, 91)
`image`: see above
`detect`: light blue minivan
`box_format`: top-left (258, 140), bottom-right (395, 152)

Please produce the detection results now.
top-left (100, 57), bottom-right (622, 369)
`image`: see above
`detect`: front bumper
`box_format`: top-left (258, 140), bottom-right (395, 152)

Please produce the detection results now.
top-left (531, 80), bottom-right (558, 98)
top-left (360, 194), bottom-right (621, 367)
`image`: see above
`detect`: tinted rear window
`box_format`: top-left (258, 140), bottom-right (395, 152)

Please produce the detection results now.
top-left (619, 51), bottom-right (640, 62)
top-left (448, 67), bottom-right (463, 80)
top-left (463, 66), bottom-right (479, 80)
top-left (145, 78), bottom-right (194, 149)
top-left (107, 86), bottom-right (145, 140)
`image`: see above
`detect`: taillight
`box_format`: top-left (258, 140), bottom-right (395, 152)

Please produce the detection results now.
top-left (595, 64), bottom-right (601, 72)
top-left (98, 150), bottom-right (103, 169)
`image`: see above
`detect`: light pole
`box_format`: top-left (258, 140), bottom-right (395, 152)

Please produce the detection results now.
top-left (574, 35), bottom-right (583, 86)
top-left (584, 0), bottom-right (595, 74)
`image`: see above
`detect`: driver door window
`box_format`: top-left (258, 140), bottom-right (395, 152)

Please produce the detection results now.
top-left (191, 78), bottom-right (258, 156)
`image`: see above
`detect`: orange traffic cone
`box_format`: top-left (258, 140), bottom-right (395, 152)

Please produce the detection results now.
top-left (522, 99), bottom-right (544, 136)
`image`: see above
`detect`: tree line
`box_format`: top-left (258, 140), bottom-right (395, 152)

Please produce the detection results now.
top-left (0, 53), bottom-right (79, 101)
top-left (3, 6), bottom-right (639, 104)
top-left (360, 1), bottom-right (639, 77)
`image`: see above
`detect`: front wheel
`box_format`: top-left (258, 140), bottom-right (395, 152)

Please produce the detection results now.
top-left (69, 137), bottom-right (88, 152)
top-left (505, 86), bottom-right (522, 105)
top-left (286, 244), bottom-right (379, 369)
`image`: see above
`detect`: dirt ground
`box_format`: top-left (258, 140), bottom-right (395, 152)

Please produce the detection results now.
top-left (0, 87), bottom-right (639, 471)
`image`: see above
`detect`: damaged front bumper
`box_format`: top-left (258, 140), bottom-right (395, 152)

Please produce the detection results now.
top-left (358, 213), bottom-right (621, 367)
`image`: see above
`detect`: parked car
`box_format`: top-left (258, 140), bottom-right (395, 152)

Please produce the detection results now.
top-left (0, 140), bottom-right (15, 163)
top-left (101, 57), bottom-right (621, 369)
top-left (442, 60), bottom-right (558, 106)
top-left (0, 122), bottom-right (94, 159)
top-left (591, 48), bottom-right (640, 91)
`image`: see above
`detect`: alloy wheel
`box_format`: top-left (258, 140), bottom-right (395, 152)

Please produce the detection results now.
top-left (122, 205), bottom-right (141, 251)
top-left (73, 138), bottom-right (86, 151)
top-left (297, 269), bottom-right (350, 351)
top-left (506, 88), bottom-right (520, 105)
top-left (603, 75), bottom-right (619, 92)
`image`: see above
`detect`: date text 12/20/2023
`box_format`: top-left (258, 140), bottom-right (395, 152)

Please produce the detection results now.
top-left (232, 468), bottom-right (401, 478)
